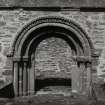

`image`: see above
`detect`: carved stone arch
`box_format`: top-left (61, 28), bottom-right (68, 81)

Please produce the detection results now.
top-left (17, 23), bottom-right (84, 56)
top-left (10, 16), bottom-right (94, 97)
top-left (24, 29), bottom-right (82, 57)
top-left (12, 16), bottom-right (93, 57)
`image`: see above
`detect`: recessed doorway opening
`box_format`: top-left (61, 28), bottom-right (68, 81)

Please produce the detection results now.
top-left (35, 37), bottom-right (73, 95)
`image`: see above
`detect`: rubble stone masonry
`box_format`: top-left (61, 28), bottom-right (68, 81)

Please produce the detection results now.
top-left (0, 10), bottom-right (105, 87)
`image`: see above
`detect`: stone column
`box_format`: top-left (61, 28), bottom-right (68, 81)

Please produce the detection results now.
top-left (23, 62), bottom-right (27, 96)
top-left (71, 60), bottom-right (80, 93)
top-left (79, 62), bottom-right (85, 93)
top-left (13, 56), bottom-right (29, 96)
top-left (27, 67), bottom-right (30, 95)
top-left (86, 62), bottom-right (92, 96)
top-left (18, 62), bottom-right (23, 96)
top-left (29, 68), bottom-right (35, 95)
top-left (13, 61), bottom-right (19, 97)
top-left (29, 58), bottom-right (35, 95)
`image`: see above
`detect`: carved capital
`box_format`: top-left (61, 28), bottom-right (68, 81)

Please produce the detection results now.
top-left (86, 62), bottom-right (91, 68)
top-left (6, 50), bottom-right (14, 57)
top-left (13, 56), bottom-right (21, 62)
top-left (13, 56), bottom-right (29, 62)
top-left (72, 56), bottom-right (92, 63)
top-left (22, 56), bottom-right (29, 62)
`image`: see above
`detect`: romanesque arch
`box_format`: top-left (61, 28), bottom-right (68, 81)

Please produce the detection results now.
top-left (9, 16), bottom-right (94, 96)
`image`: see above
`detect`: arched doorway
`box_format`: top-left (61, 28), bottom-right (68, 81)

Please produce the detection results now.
top-left (9, 16), bottom-right (94, 96)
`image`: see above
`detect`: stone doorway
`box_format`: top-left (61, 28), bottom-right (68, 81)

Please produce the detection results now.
top-left (9, 16), bottom-right (94, 97)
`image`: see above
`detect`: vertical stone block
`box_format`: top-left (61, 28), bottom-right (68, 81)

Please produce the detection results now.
top-left (13, 62), bottom-right (18, 97)
top-left (71, 62), bottom-right (80, 93)
top-left (23, 62), bottom-right (27, 96)
top-left (79, 63), bottom-right (86, 93)
top-left (86, 63), bottom-right (92, 96)
top-left (18, 63), bottom-right (23, 96)
top-left (29, 58), bottom-right (35, 95)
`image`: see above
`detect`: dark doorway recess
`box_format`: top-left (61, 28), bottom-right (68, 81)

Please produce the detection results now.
top-left (35, 78), bottom-right (71, 92)
top-left (0, 83), bottom-right (14, 98)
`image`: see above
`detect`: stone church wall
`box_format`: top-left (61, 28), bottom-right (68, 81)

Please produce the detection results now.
top-left (35, 37), bottom-right (72, 79)
top-left (0, 10), bottom-right (105, 87)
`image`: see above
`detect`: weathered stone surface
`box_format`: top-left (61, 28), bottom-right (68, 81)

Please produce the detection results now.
top-left (0, 10), bottom-right (104, 87)
top-left (35, 37), bottom-right (72, 78)
top-left (0, 0), bottom-right (105, 7)
top-left (0, 43), bottom-right (1, 52)
top-left (2, 70), bottom-right (12, 76)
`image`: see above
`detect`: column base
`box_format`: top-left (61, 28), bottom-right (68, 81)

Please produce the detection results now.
top-left (72, 90), bottom-right (78, 93)
top-left (27, 91), bottom-right (35, 95)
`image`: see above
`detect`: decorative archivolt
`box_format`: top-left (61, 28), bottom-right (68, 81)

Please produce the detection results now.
top-left (9, 16), bottom-right (94, 59)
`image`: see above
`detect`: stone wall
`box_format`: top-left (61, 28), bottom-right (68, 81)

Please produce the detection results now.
top-left (0, 10), bottom-right (105, 87)
top-left (0, 0), bottom-right (105, 7)
top-left (35, 37), bottom-right (72, 79)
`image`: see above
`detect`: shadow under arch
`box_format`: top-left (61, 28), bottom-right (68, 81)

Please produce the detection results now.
top-left (22, 26), bottom-right (83, 57)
